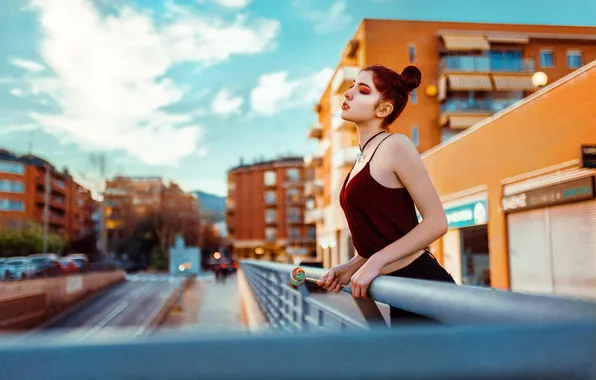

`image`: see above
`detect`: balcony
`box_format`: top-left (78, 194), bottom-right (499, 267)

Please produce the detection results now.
top-left (304, 208), bottom-right (324, 224)
top-left (439, 98), bottom-right (523, 128)
top-left (439, 56), bottom-right (535, 74)
top-left (304, 180), bottom-right (324, 196)
top-left (333, 146), bottom-right (360, 168)
top-left (304, 154), bottom-right (323, 168)
top-left (332, 66), bottom-right (360, 94)
top-left (331, 116), bottom-right (357, 132)
top-left (307, 123), bottom-right (323, 140)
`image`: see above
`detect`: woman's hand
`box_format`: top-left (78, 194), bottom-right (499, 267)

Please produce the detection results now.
top-left (317, 263), bottom-right (358, 293)
top-left (350, 257), bottom-right (383, 299)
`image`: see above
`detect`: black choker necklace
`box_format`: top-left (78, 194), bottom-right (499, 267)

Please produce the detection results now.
top-left (357, 130), bottom-right (386, 163)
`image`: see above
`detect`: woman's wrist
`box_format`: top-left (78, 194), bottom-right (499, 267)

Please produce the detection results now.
top-left (346, 254), bottom-right (367, 271)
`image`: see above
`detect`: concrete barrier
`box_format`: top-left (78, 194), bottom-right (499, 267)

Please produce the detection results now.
top-left (0, 271), bottom-right (126, 330)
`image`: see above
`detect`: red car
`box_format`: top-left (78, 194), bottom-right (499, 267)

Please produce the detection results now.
top-left (59, 258), bottom-right (80, 274)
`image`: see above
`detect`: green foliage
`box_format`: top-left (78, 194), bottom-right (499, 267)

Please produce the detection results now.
top-left (0, 226), bottom-right (66, 258)
top-left (149, 246), bottom-right (168, 271)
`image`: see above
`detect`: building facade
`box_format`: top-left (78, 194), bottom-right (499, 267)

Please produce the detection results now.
top-left (308, 19), bottom-right (596, 271)
top-left (0, 149), bottom-right (95, 241)
top-left (226, 157), bottom-right (317, 263)
top-left (422, 60), bottom-right (596, 300)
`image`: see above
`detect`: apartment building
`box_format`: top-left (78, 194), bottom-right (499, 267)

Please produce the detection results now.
top-left (308, 19), bottom-right (596, 269)
top-left (226, 157), bottom-right (317, 263)
top-left (0, 149), bottom-right (96, 240)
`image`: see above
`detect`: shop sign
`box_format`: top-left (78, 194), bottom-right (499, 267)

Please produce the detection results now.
top-left (416, 200), bottom-right (488, 228)
top-left (444, 200), bottom-right (488, 229)
top-left (580, 145), bottom-right (596, 169)
top-left (501, 176), bottom-right (595, 213)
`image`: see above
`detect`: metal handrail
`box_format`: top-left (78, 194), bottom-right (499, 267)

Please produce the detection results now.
top-left (1, 322), bottom-right (595, 379)
top-left (241, 260), bottom-right (596, 329)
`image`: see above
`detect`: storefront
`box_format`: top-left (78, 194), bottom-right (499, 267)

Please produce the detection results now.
top-left (502, 170), bottom-right (596, 300)
top-left (440, 195), bottom-right (490, 286)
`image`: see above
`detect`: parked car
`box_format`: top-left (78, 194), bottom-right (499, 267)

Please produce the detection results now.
top-left (66, 253), bottom-right (88, 271)
top-left (59, 258), bottom-right (80, 275)
top-left (4, 257), bottom-right (36, 280)
top-left (0, 258), bottom-right (7, 280)
top-left (28, 254), bottom-right (62, 277)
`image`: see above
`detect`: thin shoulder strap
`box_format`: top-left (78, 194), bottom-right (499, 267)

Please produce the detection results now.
top-left (368, 134), bottom-right (393, 163)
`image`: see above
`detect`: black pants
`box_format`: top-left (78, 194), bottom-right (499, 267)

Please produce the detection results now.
top-left (386, 251), bottom-right (455, 327)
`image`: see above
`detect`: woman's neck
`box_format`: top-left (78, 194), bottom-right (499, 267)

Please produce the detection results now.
top-left (357, 121), bottom-right (387, 149)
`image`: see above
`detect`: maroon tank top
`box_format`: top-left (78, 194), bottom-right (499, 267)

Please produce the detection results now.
top-left (339, 135), bottom-right (420, 259)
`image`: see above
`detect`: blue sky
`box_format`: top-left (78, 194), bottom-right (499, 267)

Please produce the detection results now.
top-left (1, 0), bottom-right (595, 196)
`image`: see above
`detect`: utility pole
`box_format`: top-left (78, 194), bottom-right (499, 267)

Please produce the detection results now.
top-left (42, 164), bottom-right (50, 254)
top-left (97, 154), bottom-right (107, 263)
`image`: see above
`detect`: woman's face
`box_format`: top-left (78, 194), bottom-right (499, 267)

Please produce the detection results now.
top-left (340, 70), bottom-right (383, 124)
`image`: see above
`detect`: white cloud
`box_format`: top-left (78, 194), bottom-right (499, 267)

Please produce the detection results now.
top-left (214, 0), bottom-right (251, 8)
top-left (23, 0), bottom-right (279, 166)
top-left (10, 88), bottom-right (25, 97)
top-left (9, 58), bottom-right (46, 72)
top-left (302, 0), bottom-right (352, 35)
top-left (210, 89), bottom-right (244, 119)
top-left (0, 123), bottom-right (38, 136)
top-left (0, 77), bottom-right (16, 85)
top-left (250, 68), bottom-right (333, 116)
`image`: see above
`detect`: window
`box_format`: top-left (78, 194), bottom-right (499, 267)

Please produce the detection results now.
top-left (54, 180), bottom-right (66, 189)
top-left (0, 199), bottom-right (25, 211)
top-left (411, 125), bottom-right (419, 147)
top-left (539, 49), bottom-right (554, 68)
top-left (289, 227), bottom-right (300, 240)
top-left (0, 180), bottom-right (25, 193)
top-left (305, 198), bottom-right (315, 210)
top-left (408, 44), bottom-right (416, 63)
top-left (308, 225), bottom-right (316, 240)
top-left (264, 170), bottom-right (276, 186)
top-left (286, 207), bottom-right (301, 223)
top-left (286, 168), bottom-right (300, 182)
top-left (286, 188), bottom-right (301, 204)
top-left (410, 89), bottom-right (417, 104)
top-left (265, 227), bottom-right (277, 242)
top-left (265, 191), bottom-right (276, 205)
top-left (0, 161), bottom-right (25, 175)
top-left (567, 50), bottom-right (583, 69)
top-left (265, 209), bottom-right (277, 223)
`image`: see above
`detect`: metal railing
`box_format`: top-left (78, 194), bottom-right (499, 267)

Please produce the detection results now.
top-left (1, 321), bottom-right (595, 379)
top-left (438, 55), bottom-right (536, 73)
top-left (241, 260), bottom-right (596, 331)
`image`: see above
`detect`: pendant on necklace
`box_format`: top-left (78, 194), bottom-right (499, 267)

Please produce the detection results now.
top-left (357, 151), bottom-right (363, 162)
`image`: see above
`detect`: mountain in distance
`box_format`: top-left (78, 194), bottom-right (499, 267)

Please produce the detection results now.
top-left (193, 191), bottom-right (226, 222)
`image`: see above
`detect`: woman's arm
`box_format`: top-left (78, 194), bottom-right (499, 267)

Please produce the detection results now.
top-left (368, 134), bottom-right (448, 269)
top-left (350, 134), bottom-right (447, 298)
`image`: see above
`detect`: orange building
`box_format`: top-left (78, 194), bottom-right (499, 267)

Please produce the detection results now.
top-left (309, 19), bottom-right (596, 270)
top-left (0, 149), bottom-right (95, 241)
top-left (226, 157), bottom-right (317, 263)
top-left (422, 60), bottom-right (596, 300)
top-left (104, 176), bottom-right (200, 250)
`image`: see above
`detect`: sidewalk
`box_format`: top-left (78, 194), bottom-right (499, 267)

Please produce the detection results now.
top-left (159, 273), bottom-right (247, 334)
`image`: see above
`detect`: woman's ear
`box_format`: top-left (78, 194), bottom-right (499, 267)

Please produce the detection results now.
top-left (376, 101), bottom-right (393, 118)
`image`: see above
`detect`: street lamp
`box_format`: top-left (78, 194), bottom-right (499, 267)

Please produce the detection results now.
top-left (532, 71), bottom-right (548, 88)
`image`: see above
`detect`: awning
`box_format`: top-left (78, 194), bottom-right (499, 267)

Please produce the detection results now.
top-left (442, 34), bottom-right (490, 51)
top-left (486, 35), bottom-right (530, 44)
top-left (447, 115), bottom-right (490, 129)
top-left (447, 74), bottom-right (493, 91)
top-left (492, 74), bottom-right (536, 91)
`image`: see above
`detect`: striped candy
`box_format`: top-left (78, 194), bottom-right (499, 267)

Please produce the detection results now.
top-left (289, 267), bottom-right (306, 286)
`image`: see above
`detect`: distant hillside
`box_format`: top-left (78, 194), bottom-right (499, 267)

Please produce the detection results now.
top-left (193, 191), bottom-right (226, 222)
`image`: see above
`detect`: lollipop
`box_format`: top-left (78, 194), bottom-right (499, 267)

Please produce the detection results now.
top-left (289, 267), bottom-right (306, 287)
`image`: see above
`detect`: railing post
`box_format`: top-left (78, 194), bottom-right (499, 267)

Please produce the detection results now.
top-left (352, 298), bottom-right (388, 329)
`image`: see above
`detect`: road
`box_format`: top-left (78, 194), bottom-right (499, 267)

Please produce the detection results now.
top-left (35, 274), bottom-right (184, 341)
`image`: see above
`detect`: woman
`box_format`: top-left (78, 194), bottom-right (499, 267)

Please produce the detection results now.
top-left (317, 64), bottom-right (455, 325)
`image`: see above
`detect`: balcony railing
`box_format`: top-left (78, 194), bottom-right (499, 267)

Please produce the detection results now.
top-left (304, 180), bottom-right (324, 196)
top-left (440, 98), bottom-right (523, 114)
top-left (304, 208), bottom-right (324, 224)
top-left (439, 56), bottom-right (535, 73)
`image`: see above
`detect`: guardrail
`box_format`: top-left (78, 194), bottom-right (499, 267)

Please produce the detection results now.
top-left (0, 322), bottom-right (595, 379)
top-left (240, 259), bottom-right (596, 331)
